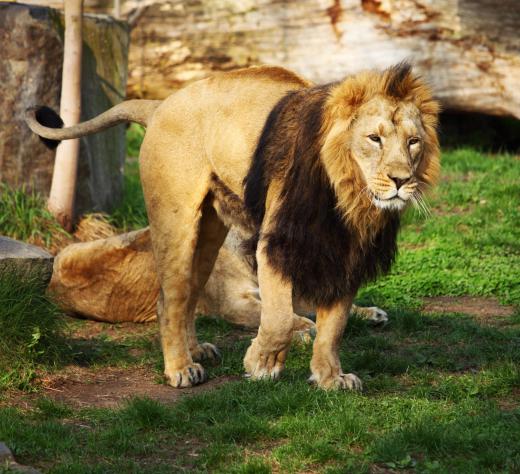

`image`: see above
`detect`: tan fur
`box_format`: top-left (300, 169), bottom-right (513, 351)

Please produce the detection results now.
top-left (320, 68), bottom-right (440, 242)
top-left (28, 65), bottom-right (439, 391)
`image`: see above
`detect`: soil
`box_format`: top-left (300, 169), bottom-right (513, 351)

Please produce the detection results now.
top-left (5, 296), bottom-right (515, 411)
top-left (28, 366), bottom-right (240, 409)
top-left (422, 296), bottom-right (515, 319)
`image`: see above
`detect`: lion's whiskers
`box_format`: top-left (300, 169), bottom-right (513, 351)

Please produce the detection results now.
top-left (411, 191), bottom-right (431, 218)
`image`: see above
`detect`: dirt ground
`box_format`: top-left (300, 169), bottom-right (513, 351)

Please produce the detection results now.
top-left (37, 367), bottom-right (240, 409)
top-left (422, 296), bottom-right (515, 319)
top-left (6, 296), bottom-right (516, 410)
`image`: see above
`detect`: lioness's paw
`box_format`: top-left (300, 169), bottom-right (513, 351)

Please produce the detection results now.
top-left (191, 342), bottom-right (221, 362)
top-left (244, 341), bottom-right (288, 380)
top-left (309, 372), bottom-right (363, 391)
top-left (366, 306), bottom-right (388, 325)
top-left (165, 363), bottom-right (207, 388)
top-left (353, 305), bottom-right (388, 325)
top-left (292, 316), bottom-right (316, 345)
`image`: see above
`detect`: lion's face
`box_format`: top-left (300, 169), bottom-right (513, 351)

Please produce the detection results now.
top-left (349, 97), bottom-right (425, 211)
top-left (321, 64), bottom-right (440, 235)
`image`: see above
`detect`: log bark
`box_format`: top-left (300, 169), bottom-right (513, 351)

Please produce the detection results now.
top-left (0, 3), bottom-right (129, 216)
top-left (119, 0), bottom-right (520, 118)
top-left (48, 0), bottom-right (84, 231)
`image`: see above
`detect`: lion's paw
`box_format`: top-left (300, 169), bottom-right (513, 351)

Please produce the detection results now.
top-left (244, 341), bottom-right (288, 380)
top-left (165, 363), bottom-right (207, 388)
top-left (308, 372), bottom-right (363, 391)
top-left (191, 342), bottom-right (221, 362)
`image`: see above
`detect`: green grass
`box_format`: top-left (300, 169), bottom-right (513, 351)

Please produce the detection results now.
top-left (1, 311), bottom-right (519, 472)
top-left (358, 148), bottom-right (520, 308)
top-left (0, 128), bottom-right (518, 472)
top-left (107, 124), bottom-right (149, 231)
top-left (0, 183), bottom-right (70, 248)
top-left (0, 274), bottom-right (66, 390)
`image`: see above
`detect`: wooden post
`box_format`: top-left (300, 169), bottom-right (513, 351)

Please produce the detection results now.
top-left (113, 0), bottom-right (120, 19)
top-left (48, 0), bottom-right (83, 231)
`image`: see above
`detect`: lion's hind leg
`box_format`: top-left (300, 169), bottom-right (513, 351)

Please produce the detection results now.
top-left (152, 209), bottom-right (207, 388)
top-left (186, 199), bottom-right (229, 363)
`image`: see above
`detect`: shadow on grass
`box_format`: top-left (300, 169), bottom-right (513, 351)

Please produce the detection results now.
top-left (0, 311), bottom-right (519, 472)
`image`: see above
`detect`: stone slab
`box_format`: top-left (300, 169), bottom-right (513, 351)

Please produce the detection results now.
top-left (0, 236), bottom-right (54, 285)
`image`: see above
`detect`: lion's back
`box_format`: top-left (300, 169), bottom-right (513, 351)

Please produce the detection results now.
top-left (150, 66), bottom-right (311, 194)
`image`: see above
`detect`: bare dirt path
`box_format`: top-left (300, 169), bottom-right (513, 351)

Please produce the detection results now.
top-left (422, 296), bottom-right (515, 319)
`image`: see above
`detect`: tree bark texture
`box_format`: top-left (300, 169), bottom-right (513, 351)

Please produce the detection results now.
top-left (120, 0), bottom-right (520, 118)
top-left (0, 2), bottom-right (129, 217)
top-left (48, 0), bottom-right (84, 230)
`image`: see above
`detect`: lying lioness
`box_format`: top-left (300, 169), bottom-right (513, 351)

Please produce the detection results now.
top-left (27, 64), bottom-right (439, 390)
top-left (49, 224), bottom-right (389, 330)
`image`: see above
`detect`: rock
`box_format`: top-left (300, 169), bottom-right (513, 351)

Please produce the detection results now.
top-left (0, 2), bottom-right (129, 217)
top-left (0, 442), bottom-right (42, 474)
top-left (0, 442), bottom-right (14, 463)
top-left (49, 227), bottom-right (262, 326)
top-left (0, 236), bottom-right (54, 286)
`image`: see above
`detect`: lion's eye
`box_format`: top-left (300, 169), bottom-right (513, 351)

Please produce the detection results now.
top-left (408, 137), bottom-right (420, 146)
top-left (368, 134), bottom-right (381, 143)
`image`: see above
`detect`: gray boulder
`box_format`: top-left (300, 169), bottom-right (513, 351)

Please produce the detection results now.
top-left (0, 442), bottom-right (42, 473)
top-left (0, 236), bottom-right (53, 286)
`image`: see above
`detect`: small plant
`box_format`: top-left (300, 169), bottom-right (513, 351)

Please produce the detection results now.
top-left (126, 123), bottom-right (145, 158)
top-left (109, 160), bottom-right (148, 230)
top-left (0, 273), bottom-right (67, 390)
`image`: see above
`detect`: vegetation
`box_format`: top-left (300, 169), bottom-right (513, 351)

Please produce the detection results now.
top-left (359, 148), bottom-right (520, 308)
top-left (0, 274), bottom-right (66, 390)
top-left (0, 183), bottom-right (70, 249)
top-left (0, 126), bottom-right (518, 472)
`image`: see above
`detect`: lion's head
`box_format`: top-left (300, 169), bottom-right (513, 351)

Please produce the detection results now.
top-left (321, 63), bottom-right (440, 233)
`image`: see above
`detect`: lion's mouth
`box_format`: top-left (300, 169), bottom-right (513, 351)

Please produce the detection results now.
top-left (372, 194), bottom-right (407, 211)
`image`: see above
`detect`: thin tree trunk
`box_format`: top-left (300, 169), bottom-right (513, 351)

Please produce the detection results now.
top-left (48, 0), bottom-right (83, 231)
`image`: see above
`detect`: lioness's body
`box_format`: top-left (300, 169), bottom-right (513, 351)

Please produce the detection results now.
top-left (27, 64), bottom-right (439, 390)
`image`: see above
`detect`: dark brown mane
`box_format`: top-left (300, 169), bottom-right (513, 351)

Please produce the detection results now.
top-left (244, 85), bottom-right (400, 307)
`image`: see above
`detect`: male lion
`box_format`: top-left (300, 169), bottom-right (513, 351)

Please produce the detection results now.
top-left (26, 63), bottom-right (440, 390)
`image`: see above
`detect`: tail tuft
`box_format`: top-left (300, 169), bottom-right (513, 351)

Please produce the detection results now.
top-left (34, 106), bottom-right (64, 149)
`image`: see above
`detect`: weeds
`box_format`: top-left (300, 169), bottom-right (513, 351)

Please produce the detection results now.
top-left (0, 273), bottom-right (66, 390)
top-left (0, 183), bottom-right (70, 251)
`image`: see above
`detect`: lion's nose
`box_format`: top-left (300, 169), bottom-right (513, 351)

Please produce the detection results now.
top-left (389, 176), bottom-right (411, 189)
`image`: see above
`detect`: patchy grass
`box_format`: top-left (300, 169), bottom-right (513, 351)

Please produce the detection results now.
top-left (0, 131), bottom-right (518, 472)
top-left (0, 274), bottom-right (66, 390)
top-left (359, 148), bottom-right (520, 308)
top-left (0, 183), bottom-right (71, 250)
top-left (0, 311), bottom-right (519, 473)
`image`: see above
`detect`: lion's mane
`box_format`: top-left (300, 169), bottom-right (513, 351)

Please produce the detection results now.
top-left (244, 63), bottom-right (440, 307)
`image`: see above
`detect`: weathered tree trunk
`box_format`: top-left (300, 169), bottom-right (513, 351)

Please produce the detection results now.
top-left (118, 0), bottom-right (520, 119)
top-left (48, 0), bottom-right (83, 231)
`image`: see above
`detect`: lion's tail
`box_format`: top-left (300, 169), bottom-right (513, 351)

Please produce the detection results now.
top-left (25, 99), bottom-right (162, 149)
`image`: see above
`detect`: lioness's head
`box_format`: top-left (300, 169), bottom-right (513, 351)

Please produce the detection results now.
top-left (322, 63), bottom-right (440, 216)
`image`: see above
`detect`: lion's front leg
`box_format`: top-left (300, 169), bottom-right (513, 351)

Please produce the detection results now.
top-left (244, 243), bottom-right (294, 380)
top-left (309, 297), bottom-right (362, 391)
